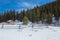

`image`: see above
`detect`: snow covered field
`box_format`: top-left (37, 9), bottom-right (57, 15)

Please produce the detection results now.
top-left (0, 25), bottom-right (60, 40)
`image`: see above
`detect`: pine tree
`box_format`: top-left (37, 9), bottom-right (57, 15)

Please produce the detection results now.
top-left (46, 12), bottom-right (52, 24)
top-left (0, 14), bottom-right (2, 22)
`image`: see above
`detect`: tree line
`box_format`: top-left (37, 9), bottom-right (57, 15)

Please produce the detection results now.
top-left (0, 1), bottom-right (60, 24)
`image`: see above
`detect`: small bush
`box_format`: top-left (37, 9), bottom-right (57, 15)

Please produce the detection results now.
top-left (22, 16), bottom-right (29, 25)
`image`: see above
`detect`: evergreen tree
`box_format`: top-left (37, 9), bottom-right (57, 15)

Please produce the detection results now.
top-left (0, 14), bottom-right (2, 22)
top-left (47, 12), bottom-right (52, 24)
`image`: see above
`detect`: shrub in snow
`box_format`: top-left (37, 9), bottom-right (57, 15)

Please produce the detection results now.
top-left (22, 16), bottom-right (29, 25)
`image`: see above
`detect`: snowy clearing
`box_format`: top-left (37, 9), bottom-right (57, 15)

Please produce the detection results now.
top-left (0, 25), bottom-right (60, 40)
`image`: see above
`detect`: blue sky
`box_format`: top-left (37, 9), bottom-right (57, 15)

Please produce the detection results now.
top-left (0, 0), bottom-right (55, 13)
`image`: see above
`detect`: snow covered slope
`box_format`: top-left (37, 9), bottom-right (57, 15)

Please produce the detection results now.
top-left (0, 26), bottom-right (60, 40)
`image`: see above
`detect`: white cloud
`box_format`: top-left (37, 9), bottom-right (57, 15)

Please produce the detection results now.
top-left (20, 2), bottom-right (37, 8)
top-left (16, 2), bottom-right (39, 11)
top-left (22, 2), bottom-right (32, 7)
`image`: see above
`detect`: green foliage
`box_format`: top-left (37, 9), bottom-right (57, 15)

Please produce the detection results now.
top-left (0, 1), bottom-right (60, 25)
top-left (22, 16), bottom-right (29, 25)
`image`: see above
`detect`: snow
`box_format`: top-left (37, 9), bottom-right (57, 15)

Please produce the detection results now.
top-left (0, 21), bottom-right (60, 40)
top-left (0, 25), bottom-right (60, 40)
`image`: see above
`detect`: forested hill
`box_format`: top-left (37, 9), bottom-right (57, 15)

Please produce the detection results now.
top-left (0, 0), bottom-right (60, 24)
top-left (18, 0), bottom-right (60, 23)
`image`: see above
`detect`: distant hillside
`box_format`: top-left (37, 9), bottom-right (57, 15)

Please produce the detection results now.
top-left (18, 0), bottom-right (60, 23)
top-left (0, 0), bottom-right (60, 24)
